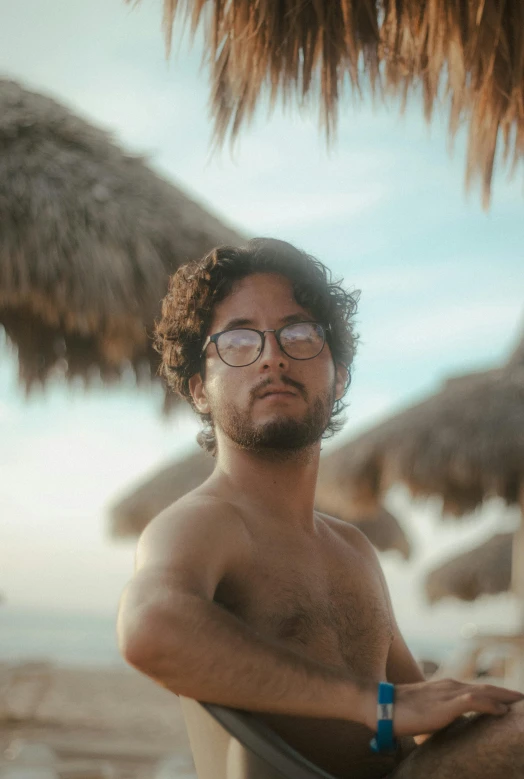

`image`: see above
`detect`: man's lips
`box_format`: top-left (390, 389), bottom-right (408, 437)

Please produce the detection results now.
top-left (257, 388), bottom-right (298, 399)
top-left (252, 378), bottom-right (306, 402)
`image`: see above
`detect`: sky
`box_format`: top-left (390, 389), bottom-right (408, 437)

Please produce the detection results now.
top-left (1, 0), bottom-right (523, 649)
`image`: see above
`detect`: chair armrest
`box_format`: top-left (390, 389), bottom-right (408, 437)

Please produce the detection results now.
top-left (200, 702), bottom-right (338, 779)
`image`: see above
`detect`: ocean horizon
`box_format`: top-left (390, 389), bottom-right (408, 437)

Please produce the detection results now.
top-left (0, 604), bottom-right (126, 669)
top-left (0, 604), bottom-right (459, 670)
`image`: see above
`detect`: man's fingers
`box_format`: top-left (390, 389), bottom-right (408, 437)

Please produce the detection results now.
top-left (474, 684), bottom-right (524, 702)
top-left (482, 701), bottom-right (509, 716)
top-left (436, 679), bottom-right (524, 701)
top-left (455, 693), bottom-right (509, 716)
top-left (395, 680), bottom-right (523, 736)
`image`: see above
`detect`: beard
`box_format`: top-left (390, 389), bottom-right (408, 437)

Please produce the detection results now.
top-left (209, 384), bottom-right (335, 454)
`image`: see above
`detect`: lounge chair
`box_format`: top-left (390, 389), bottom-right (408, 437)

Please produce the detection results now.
top-left (180, 696), bottom-right (338, 779)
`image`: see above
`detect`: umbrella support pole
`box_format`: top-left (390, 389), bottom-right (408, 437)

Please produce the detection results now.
top-left (512, 484), bottom-right (524, 689)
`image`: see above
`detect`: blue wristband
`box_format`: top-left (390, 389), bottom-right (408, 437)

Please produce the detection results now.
top-left (369, 682), bottom-right (396, 753)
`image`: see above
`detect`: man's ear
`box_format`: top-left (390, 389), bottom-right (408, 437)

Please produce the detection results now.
top-left (334, 363), bottom-right (349, 402)
top-left (189, 373), bottom-right (210, 414)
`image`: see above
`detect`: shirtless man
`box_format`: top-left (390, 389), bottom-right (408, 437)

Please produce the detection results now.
top-left (118, 238), bottom-right (524, 779)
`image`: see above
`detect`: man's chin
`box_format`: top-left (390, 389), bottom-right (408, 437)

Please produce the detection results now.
top-left (246, 419), bottom-right (323, 451)
top-left (253, 409), bottom-right (301, 428)
top-left (216, 392), bottom-right (333, 453)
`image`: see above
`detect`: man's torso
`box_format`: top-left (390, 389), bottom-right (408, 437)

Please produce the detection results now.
top-left (209, 501), bottom-right (399, 778)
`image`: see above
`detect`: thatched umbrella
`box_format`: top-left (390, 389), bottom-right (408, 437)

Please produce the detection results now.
top-left (319, 331), bottom-right (524, 622)
top-left (352, 506), bottom-right (411, 560)
top-left (109, 448), bottom-right (411, 558)
top-left (138, 0), bottom-right (524, 207)
top-left (110, 450), bottom-right (215, 539)
top-left (425, 531), bottom-right (521, 684)
top-left (0, 79), bottom-right (242, 402)
top-left (425, 532), bottom-right (512, 604)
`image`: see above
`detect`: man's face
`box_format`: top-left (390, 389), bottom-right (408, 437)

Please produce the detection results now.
top-left (190, 273), bottom-right (346, 453)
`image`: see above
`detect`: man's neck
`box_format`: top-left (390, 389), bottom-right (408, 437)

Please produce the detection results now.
top-left (213, 435), bottom-right (321, 534)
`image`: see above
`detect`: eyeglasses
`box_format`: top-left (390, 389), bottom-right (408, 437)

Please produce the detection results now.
top-left (201, 321), bottom-right (328, 367)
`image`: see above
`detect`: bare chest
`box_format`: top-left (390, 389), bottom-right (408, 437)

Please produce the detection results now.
top-left (216, 525), bottom-right (393, 677)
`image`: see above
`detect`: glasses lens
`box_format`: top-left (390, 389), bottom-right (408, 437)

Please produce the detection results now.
top-left (279, 322), bottom-right (325, 360)
top-left (216, 329), bottom-right (262, 366)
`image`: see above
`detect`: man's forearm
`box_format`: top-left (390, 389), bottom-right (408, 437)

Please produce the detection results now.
top-left (119, 592), bottom-right (374, 727)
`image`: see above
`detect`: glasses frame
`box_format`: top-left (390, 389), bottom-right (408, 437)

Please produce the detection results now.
top-left (201, 321), bottom-right (330, 368)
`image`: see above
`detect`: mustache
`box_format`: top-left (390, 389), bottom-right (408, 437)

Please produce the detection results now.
top-left (250, 376), bottom-right (308, 403)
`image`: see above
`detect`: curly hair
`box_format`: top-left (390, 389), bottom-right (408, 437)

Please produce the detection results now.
top-left (155, 238), bottom-right (359, 454)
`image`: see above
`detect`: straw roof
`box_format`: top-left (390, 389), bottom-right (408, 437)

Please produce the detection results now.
top-left (318, 332), bottom-right (524, 518)
top-left (0, 79), bottom-right (242, 400)
top-left (146, 0), bottom-right (524, 207)
top-left (110, 450), bottom-right (215, 539)
top-left (109, 449), bottom-right (411, 558)
top-left (349, 506), bottom-right (411, 560)
top-left (425, 532), bottom-right (512, 604)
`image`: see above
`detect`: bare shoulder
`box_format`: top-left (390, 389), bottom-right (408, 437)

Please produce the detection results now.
top-left (318, 512), bottom-right (381, 568)
top-left (136, 492), bottom-right (253, 573)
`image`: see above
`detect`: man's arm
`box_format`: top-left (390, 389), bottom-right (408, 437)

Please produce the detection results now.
top-left (118, 501), bottom-right (523, 736)
top-left (332, 520), bottom-right (523, 737)
top-left (117, 497), bottom-right (376, 726)
top-left (345, 523), bottom-right (428, 746)
top-left (385, 601), bottom-right (432, 746)
top-left (383, 598), bottom-right (425, 685)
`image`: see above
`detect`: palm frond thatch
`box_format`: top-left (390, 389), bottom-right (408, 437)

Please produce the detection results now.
top-left (110, 450), bottom-right (216, 539)
top-left (148, 0), bottom-right (524, 207)
top-left (425, 532), bottom-right (512, 604)
top-left (0, 79), bottom-right (243, 400)
top-left (109, 448), bottom-right (411, 558)
top-left (349, 506), bottom-right (411, 559)
top-left (318, 331), bottom-right (524, 517)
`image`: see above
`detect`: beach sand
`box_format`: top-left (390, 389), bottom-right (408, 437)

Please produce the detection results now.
top-left (0, 661), bottom-right (195, 778)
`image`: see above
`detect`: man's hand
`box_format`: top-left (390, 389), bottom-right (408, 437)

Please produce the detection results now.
top-left (390, 679), bottom-right (524, 736)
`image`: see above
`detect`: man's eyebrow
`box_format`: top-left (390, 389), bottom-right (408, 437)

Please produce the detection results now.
top-left (221, 317), bottom-right (254, 330)
top-left (280, 313), bottom-right (313, 325)
top-left (220, 313), bottom-right (313, 331)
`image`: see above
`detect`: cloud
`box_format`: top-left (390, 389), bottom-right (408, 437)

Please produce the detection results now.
top-left (359, 298), bottom-right (522, 365)
top-left (355, 264), bottom-right (455, 298)
top-left (217, 186), bottom-right (387, 232)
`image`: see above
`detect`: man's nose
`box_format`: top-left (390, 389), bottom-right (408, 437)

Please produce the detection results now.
top-left (259, 331), bottom-right (289, 370)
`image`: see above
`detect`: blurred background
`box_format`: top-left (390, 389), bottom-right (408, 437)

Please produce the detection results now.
top-left (0, 1), bottom-right (523, 777)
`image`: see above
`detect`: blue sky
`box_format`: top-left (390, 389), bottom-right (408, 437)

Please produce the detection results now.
top-left (1, 0), bottom-right (523, 645)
